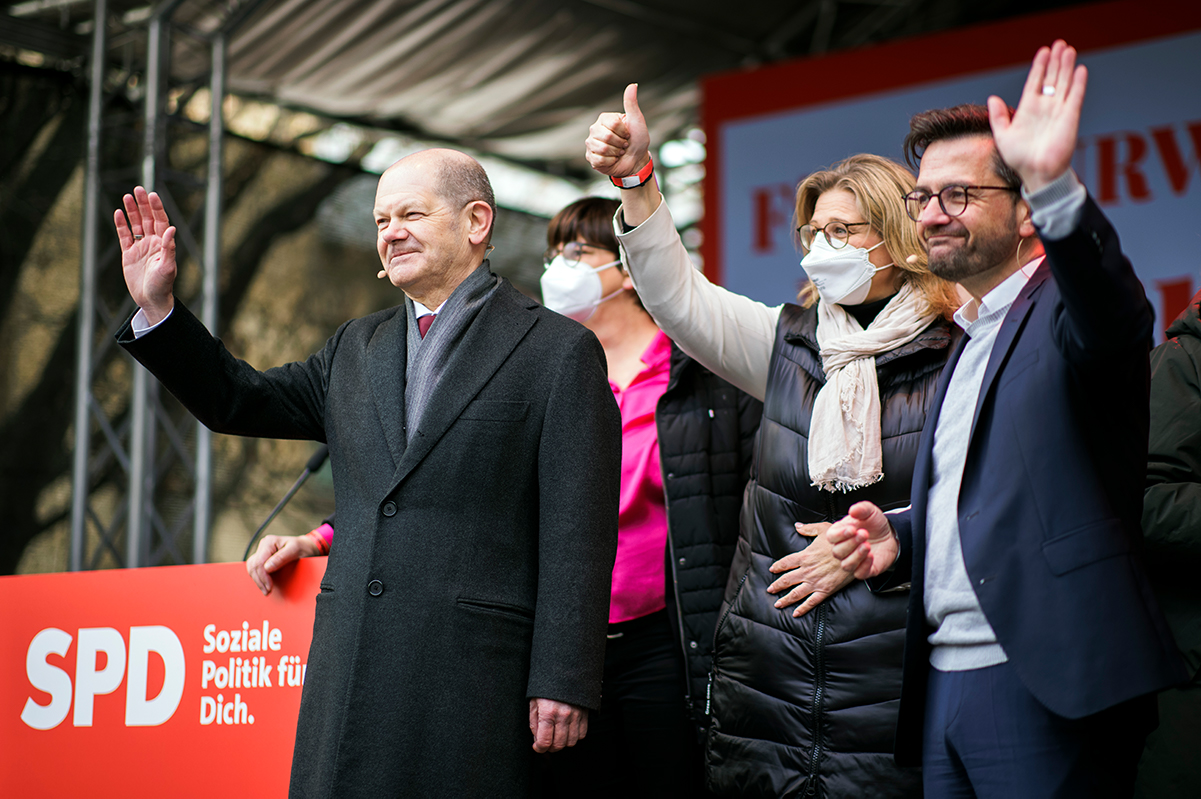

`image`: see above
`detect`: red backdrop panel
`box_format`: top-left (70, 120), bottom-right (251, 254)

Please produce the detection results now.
top-left (0, 559), bottom-right (325, 796)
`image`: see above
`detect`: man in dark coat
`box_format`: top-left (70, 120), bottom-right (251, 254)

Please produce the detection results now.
top-left (113, 149), bottom-right (622, 797)
top-left (828, 41), bottom-right (1184, 797)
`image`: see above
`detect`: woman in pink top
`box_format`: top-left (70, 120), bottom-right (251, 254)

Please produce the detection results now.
top-left (541, 198), bottom-right (673, 629)
top-left (536, 198), bottom-right (758, 797)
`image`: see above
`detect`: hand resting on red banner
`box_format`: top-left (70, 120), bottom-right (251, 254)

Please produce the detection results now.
top-left (247, 533), bottom-right (323, 596)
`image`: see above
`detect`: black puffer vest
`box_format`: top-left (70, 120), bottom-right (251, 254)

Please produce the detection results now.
top-left (706, 303), bottom-right (954, 798)
top-left (659, 344), bottom-right (763, 731)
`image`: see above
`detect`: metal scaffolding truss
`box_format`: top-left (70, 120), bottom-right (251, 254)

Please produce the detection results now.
top-left (69, 0), bottom-right (264, 571)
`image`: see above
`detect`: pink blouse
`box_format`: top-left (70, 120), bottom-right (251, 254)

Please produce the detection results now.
top-left (607, 330), bottom-right (673, 623)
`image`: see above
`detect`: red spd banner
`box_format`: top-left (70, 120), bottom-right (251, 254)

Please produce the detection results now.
top-left (0, 559), bottom-right (325, 796)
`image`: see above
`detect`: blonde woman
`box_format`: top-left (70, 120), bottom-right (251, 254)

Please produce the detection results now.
top-left (587, 88), bottom-right (958, 797)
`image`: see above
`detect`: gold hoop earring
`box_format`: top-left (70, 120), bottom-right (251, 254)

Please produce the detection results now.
top-left (1015, 236), bottom-right (1025, 268)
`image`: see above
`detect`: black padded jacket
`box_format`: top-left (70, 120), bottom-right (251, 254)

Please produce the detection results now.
top-left (659, 343), bottom-right (763, 733)
top-left (705, 303), bottom-right (955, 798)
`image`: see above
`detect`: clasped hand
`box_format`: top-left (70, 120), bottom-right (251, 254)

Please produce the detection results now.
top-left (767, 522), bottom-right (854, 618)
top-left (825, 501), bottom-right (899, 581)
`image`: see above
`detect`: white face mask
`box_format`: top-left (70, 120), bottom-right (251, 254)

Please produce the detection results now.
top-left (800, 233), bottom-right (893, 307)
top-left (540, 255), bottom-right (624, 322)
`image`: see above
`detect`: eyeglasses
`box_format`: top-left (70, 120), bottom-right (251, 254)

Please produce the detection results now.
top-left (903, 185), bottom-right (1019, 221)
top-left (796, 220), bottom-right (871, 252)
top-left (543, 241), bottom-right (614, 267)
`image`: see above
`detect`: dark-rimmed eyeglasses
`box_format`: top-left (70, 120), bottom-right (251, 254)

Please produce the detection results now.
top-left (903, 185), bottom-right (1019, 221)
top-left (543, 241), bottom-right (614, 267)
top-left (796, 221), bottom-right (871, 252)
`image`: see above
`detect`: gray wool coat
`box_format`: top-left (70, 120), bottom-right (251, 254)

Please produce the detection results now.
top-left (119, 276), bottom-right (621, 798)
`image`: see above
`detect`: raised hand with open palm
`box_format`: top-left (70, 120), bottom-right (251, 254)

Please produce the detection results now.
top-left (988, 39), bottom-right (1088, 193)
top-left (114, 186), bottom-right (177, 325)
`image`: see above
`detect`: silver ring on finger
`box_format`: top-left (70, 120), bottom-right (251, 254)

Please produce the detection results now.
top-left (134, 234), bottom-right (145, 240)
top-left (1041, 84), bottom-right (1056, 96)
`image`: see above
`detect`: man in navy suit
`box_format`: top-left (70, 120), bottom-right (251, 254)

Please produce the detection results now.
top-left (828, 41), bottom-right (1185, 797)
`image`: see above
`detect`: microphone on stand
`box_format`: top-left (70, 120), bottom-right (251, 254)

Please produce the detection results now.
top-left (242, 444), bottom-right (330, 561)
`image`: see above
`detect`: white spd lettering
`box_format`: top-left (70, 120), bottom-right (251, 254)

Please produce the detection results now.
top-left (21, 625), bottom-right (186, 730)
top-left (21, 628), bottom-right (73, 730)
top-left (126, 626), bottom-right (186, 726)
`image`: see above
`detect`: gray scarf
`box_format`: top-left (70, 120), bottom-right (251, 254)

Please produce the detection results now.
top-left (404, 261), bottom-right (500, 435)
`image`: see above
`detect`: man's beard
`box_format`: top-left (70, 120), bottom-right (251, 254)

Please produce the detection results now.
top-left (925, 224), bottom-right (1017, 284)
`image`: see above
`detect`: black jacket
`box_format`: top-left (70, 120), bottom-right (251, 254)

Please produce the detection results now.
top-left (1144, 289), bottom-right (1201, 679)
top-left (706, 303), bottom-right (954, 798)
top-left (658, 344), bottom-right (763, 732)
top-left (1138, 289), bottom-right (1201, 799)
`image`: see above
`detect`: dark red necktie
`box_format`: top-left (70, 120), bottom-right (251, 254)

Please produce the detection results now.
top-left (418, 314), bottom-right (436, 339)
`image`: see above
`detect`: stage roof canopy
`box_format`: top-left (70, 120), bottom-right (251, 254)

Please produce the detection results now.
top-left (4, 0), bottom-right (1089, 177)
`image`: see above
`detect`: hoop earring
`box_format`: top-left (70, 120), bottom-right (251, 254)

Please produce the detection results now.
top-left (1015, 236), bottom-right (1025, 269)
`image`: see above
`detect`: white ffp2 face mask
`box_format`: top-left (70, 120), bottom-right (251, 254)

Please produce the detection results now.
top-left (540, 255), bottom-right (623, 322)
top-left (800, 233), bottom-right (893, 307)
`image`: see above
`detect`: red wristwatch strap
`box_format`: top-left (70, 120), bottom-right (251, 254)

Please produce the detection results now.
top-left (610, 158), bottom-right (654, 189)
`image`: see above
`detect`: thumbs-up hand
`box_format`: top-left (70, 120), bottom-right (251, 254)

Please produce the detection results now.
top-left (585, 83), bottom-right (652, 178)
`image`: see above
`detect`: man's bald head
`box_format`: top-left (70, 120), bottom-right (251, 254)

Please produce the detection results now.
top-left (374, 149), bottom-right (497, 307)
top-left (386, 149), bottom-right (496, 241)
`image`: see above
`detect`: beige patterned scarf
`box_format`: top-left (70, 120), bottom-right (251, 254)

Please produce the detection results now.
top-left (809, 282), bottom-right (936, 492)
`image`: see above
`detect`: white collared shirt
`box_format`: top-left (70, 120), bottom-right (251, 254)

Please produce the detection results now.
top-left (953, 258), bottom-right (1043, 329)
top-left (412, 299), bottom-right (443, 319)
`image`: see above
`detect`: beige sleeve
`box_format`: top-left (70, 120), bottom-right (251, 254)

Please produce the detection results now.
top-left (614, 197), bottom-right (781, 401)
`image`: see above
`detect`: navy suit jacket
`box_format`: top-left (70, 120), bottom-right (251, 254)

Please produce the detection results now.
top-left (876, 196), bottom-right (1186, 765)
